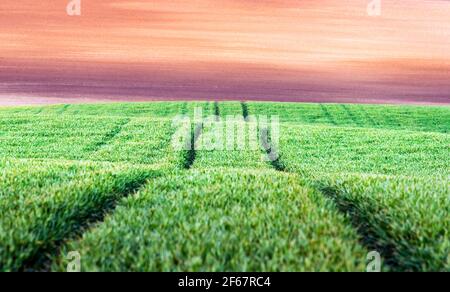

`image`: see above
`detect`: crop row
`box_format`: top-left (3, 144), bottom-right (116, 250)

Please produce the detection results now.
top-left (278, 123), bottom-right (450, 177)
top-left (0, 159), bottom-right (161, 271)
top-left (314, 174), bottom-right (450, 271)
top-left (0, 115), bottom-right (129, 160)
top-left (0, 116), bottom-right (180, 167)
top-left (273, 121), bottom-right (449, 271)
top-left (248, 102), bottom-right (450, 133)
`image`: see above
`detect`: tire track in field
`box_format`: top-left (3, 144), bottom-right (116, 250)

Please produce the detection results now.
top-left (260, 127), bottom-right (286, 172)
top-left (241, 101), bottom-right (249, 120)
top-left (181, 102), bottom-right (188, 115)
top-left (319, 104), bottom-right (337, 126)
top-left (214, 101), bottom-right (220, 120)
top-left (358, 105), bottom-right (378, 127)
top-left (57, 104), bottom-right (71, 114)
top-left (341, 104), bottom-right (363, 127)
top-left (84, 118), bottom-right (131, 154)
top-left (381, 110), bottom-right (401, 128)
top-left (182, 122), bottom-right (203, 169)
top-left (33, 107), bottom-right (44, 115)
top-left (318, 185), bottom-right (398, 271)
top-left (178, 102), bottom-right (206, 169)
top-left (29, 172), bottom-right (160, 272)
top-left (243, 102), bottom-right (286, 172)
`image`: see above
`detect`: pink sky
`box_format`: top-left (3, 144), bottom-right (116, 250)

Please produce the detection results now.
top-left (1, 0), bottom-right (449, 104)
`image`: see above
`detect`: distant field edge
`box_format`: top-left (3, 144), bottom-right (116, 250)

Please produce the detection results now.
top-left (1, 97), bottom-right (450, 108)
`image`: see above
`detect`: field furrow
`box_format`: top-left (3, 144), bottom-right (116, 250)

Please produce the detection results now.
top-left (83, 118), bottom-right (131, 154)
top-left (315, 174), bottom-right (450, 271)
top-left (0, 159), bottom-right (161, 271)
top-left (193, 102), bottom-right (268, 169)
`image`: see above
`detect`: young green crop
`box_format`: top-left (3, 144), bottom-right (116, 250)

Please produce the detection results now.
top-left (53, 170), bottom-right (368, 272)
top-left (4, 101), bottom-right (448, 132)
top-left (315, 174), bottom-right (450, 272)
top-left (0, 105), bottom-right (203, 167)
top-left (247, 102), bottom-right (450, 133)
top-left (0, 115), bottom-right (128, 160)
top-left (0, 101), bottom-right (448, 272)
top-left (279, 123), bottom-right (450, 177)
top-left (193, 102), bottom-right (269, 169)
top-left (89, 118), bottom-right (179, 166)
top-left (216, 101), bottom-right (245, 118)
top-left (0, 159), bottom-right (161, 272)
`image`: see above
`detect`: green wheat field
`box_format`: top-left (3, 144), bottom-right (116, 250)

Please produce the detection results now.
top-left (0, 101), bottom-right (449, 272)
